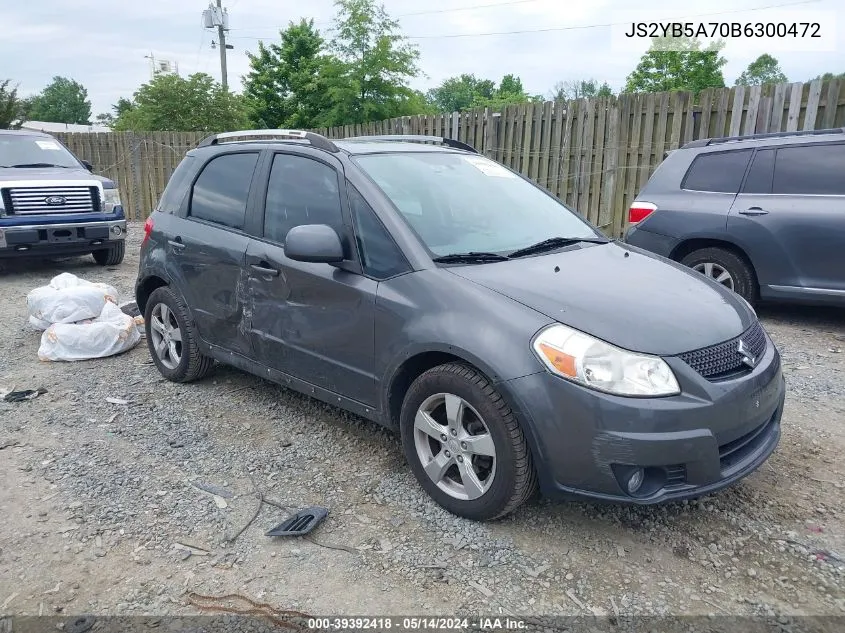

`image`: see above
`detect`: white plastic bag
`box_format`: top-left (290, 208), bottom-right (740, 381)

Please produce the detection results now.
top-left (27, 273), bottom-right (119, 330)
top-left (38, 301), bottom-right (141, 362)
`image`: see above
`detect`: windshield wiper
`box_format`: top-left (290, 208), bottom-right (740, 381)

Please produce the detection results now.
top-left (509, 236), bottom-right (609, 258)
top-left (5, 163), bottom-right (71, 168)
top-left (432, 251), bottom-right (511, 264)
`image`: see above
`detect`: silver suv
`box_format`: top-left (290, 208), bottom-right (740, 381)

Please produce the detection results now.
top-left (624, 127), bottom-right (845, 307)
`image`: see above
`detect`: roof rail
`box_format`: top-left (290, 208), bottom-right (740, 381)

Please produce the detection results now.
top-left (342, 134), bottom-right (479, 154)
top-left (682, 127), bottom-right (845, 149)
top-left (197, 129), bottom-right (339, 152)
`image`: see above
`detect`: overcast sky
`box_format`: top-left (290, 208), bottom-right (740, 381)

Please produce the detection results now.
top-left (4, 0), bottom-right (842, 117)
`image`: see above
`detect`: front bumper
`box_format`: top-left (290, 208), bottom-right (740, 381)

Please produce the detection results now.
top-left (0, 219), bottom-right (126, 257)
top-left (502, 328), bottom-right (785, 503)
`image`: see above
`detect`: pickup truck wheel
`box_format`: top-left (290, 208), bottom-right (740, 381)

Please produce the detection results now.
top-left (400, 363), bottom-right (537, 521)
top-left (144, 286), bottom-right (214, 383)
top-left (92, 241), bottom-right (125, 266)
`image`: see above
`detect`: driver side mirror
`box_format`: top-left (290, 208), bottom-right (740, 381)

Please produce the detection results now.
top-left (284, 224), bottom-right (344, 264)
top-left (80, 159), bottom-right (93, 172)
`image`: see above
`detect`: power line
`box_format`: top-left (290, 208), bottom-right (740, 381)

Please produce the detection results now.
top-left (402, 0), bottom-right (820, 39)
top-left (227, 0), bottom-right (539, 34)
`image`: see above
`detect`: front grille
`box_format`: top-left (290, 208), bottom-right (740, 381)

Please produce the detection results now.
top-left (2, 186), bottom-right (100, 215)
top-left (678, 321), bottom-right (767, 380)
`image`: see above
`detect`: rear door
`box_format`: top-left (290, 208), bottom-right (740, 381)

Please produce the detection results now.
top-left (728, 142), bottom-right (845, 293)
top-left (170, 150), bottom-right (261, 357)
top-left (245, 149), bottom-right (380, 406)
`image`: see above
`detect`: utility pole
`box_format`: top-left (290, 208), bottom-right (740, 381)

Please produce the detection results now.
top-left (202, 2), bottom-right (232, 91)
top-left (216, 0), bottom-right (228, 91)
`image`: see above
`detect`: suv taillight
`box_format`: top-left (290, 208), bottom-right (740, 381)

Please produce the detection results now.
top-left (142, 217), bottom-right (153, 244)
top-left (629, 202), bottom-right (657, 225)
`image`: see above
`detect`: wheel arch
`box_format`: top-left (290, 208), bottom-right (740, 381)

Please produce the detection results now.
top-left (135, 274), bottom-right (170, 314)
top-left (669, 238), bottom-right (759, 279)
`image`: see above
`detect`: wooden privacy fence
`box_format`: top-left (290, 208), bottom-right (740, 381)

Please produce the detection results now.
top-left (57, 79), bottom-right (845, 232)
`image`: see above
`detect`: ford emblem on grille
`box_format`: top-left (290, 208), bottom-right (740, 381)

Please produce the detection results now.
top-left (45, 195), bottom-right (67, 205)
top-left (737, 339), bottom-right (757, 369)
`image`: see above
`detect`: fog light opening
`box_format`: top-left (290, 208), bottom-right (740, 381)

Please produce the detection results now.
top-left (626, 468), bottom-right (645, 494)
top-left (111, 225), bottom-right (122, 236)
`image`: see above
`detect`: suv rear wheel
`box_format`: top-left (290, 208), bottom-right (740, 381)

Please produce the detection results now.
top-left (92, 241), bottom-right (125, 266)
top-left (400, 362), bottom-right (537, 521)
top-left (680, 247), bottom-right (757, 305)
top-left (144, 286), bottom-right (214, 383)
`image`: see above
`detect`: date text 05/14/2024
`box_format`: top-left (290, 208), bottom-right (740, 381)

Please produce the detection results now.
top-left (624, 21), bottom-right (821, 39)
top-left (307, 617), bottom-right (528, 630)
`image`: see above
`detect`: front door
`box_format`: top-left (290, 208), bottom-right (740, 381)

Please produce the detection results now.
top-left (728, 142), bottom-right (845, 294)
top-left (245, 150), bottom-right (379, 406)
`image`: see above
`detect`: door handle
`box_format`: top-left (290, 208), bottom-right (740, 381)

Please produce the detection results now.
top-left (250, 263), bottom-right (280, 276)
top-left (738, 207), bottom-right (769, 216)
top-left (168, 238), bottom-right (186, 250)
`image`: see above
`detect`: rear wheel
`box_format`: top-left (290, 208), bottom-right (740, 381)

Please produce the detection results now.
top-left (400, 363), bottom-right (537, 521)
top-left (145, 286), bottom-right (214, 383)
top-left (92, 241), bottom-right (125, 266)
top-left (680, 247), bottom-right (757, 305)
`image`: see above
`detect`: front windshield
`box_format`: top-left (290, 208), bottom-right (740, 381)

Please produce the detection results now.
top-left (353, 152), bottom-right (601, 256)
top-left (0, 135), bottom-right (82, 168)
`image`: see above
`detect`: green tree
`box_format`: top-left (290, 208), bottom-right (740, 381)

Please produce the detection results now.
top-left (473, 74), bottom-right (536, 109)
top-left (243, 19), bottom-right (335, 129)
top-left (550, 79), bottom-right (614, 101)
top-left (809, 71), bottom-right (845, 82)
top-left (426, 74), bottom-right (496, 112)
top-left (735, 54), bottom-right (787, 86)
top-left (323, 0), bottom-right (421, 125)
top-left (113, 73), bottom-right (248, 132)
top-left (28, 76), bottom-right (92, 124)
top-left (624, 37), bottom-right (727, 95)
top-left (0, 79), bottom-right (28, 129)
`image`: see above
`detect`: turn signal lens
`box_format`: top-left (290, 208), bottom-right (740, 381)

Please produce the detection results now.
top-left (537, 342), bottom-right (577, 378)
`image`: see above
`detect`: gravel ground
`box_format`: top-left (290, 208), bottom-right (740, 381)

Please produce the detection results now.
top-left (0, 221), bottom-right (844, 622)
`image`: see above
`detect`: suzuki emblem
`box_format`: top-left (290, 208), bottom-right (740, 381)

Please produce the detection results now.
top-left (44, 195), bottom-right (67, 205)
top-left (737, 339), bottom-right (757, 369)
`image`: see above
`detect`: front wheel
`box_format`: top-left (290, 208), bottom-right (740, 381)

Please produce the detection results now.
top-left (400, 363), bottom-right (537, 521)
top-left (92, 241), bottom-right (126, 266)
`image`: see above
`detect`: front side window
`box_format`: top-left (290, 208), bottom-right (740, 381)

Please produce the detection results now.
top-left (348, 184), bottom-right (410, 279)
top-left (352, 152), bottom-right (600, 256)
top-left (264, 154), bottom-right (344, 244)
top-left (190, 152), bottom-right (259, 229)
top-left (773, 144), bottom-right (845, 195)
top-left (682, 150), bottom-right (753, 193)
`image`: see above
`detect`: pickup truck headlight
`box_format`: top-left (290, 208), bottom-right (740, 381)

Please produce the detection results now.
top-left (103, 188), bottom-right (123, 213)
top-left (532, 324), bottom-right (680, 397)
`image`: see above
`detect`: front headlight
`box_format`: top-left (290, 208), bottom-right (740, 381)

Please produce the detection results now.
top-left (103, 187), bottom-right (123, 213)
top-left (532, 324), bottom-right (680, 397)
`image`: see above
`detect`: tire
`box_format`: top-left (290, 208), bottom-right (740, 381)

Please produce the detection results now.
top-left (144, 286), bottom-right (214, 383)
top-left (680, 247), bottom-right (758, 305)
top-left (400, 362), bottom-right (537, 521)
top-left (92, 241), bottom-right (126, 266)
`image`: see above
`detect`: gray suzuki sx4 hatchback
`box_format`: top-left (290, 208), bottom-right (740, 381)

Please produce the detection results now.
top-left (136, 130), bottom-right (785, 521)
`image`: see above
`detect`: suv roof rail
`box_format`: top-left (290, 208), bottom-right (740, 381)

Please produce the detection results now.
top-left (342, 134), bottom-right (479, 154)
top-left (682, 127), bottom-right (845, 149)
top-left (197, 129), bottom-right (339, 152)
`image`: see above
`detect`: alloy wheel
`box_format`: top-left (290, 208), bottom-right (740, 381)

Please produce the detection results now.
top-left (149, 302), bottom-right (183, 370)
top-left (413, 392), bottom-right (497, 501)
top-left (692, 261), bottom-right (735, 291)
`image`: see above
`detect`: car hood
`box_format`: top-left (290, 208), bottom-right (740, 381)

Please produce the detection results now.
top-left (446, 242), bottom-right (755, 356)
top-left (0, 166), bottom-right (113, 187)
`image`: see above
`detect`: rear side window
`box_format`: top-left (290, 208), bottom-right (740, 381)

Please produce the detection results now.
top-left (682, 149), bottom-right (752, 193)
top-left (773, 144), bottom-right (845, 195)
top-left (190, 152), bottom-right (259, 230)
top-left (742, 149), bottom-right (775, 194)
top-left (158, 155), bottom-right (196, 214)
